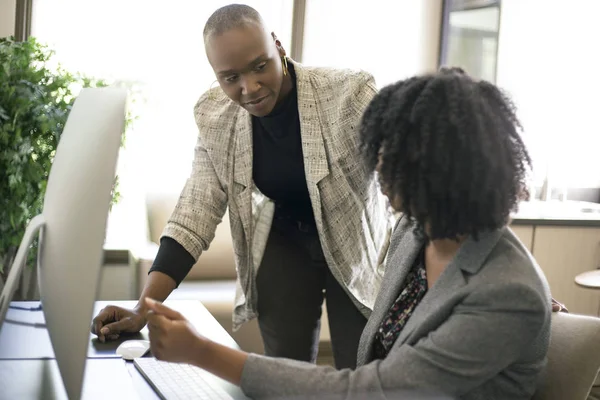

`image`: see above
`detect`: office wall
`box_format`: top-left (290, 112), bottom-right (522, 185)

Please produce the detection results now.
top-left (497, 0), bottom-right (600, 189)
top-left (0, 0), bottom-right (16, 37)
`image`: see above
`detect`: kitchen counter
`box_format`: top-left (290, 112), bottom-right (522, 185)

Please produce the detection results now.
top-left (511, 200), bottom-right (600, 227)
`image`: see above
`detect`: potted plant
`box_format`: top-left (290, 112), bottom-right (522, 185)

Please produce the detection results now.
top-left (0, 37), bottom-right (132, 299)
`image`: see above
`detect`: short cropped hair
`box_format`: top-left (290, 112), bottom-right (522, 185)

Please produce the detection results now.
top-left (203, 4), bottom-right (263, 41)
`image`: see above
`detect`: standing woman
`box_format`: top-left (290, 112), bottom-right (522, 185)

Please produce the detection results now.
top-left (91, 4), bottom-right (392, 369)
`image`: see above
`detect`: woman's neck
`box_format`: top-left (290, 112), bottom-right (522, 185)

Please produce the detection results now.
top-left (430, 236), bottom-right (466, 257)
top-left (275, 67), bottom-right (294, 107)
top-left (424, 236), bottom-right (467, 289)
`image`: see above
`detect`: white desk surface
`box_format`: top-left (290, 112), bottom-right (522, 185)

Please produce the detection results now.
top-left (0, 300), bottom-right (245, 400)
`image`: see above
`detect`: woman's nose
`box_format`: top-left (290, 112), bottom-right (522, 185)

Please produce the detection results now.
top-left (240, 75), bottom-right (260, 96)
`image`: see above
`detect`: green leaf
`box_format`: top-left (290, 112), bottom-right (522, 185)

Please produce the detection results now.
top-left (0, 36), bottom-right (140, 282)
top-left (0, 106), bottom-right (9, 121)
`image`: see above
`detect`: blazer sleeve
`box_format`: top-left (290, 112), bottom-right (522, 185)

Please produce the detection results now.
top-left (240, 282), bottom-right (548, 399)
top-left (161, 102), bottom-right (228, 261)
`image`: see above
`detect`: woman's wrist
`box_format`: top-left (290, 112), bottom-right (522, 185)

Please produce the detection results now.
top-left (133, 302), bottom-right (147, 316)
top-left (188, 335), bottom-right (249, 386)
top-left (190, 333), bottom-right (210, 368)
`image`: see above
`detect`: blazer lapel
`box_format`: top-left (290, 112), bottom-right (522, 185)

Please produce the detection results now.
top-left (233, 112), bottom-right (253, 188)
top-left (292, 62), bottom-right (330, 225)
top-left (394, 228), bottom-right (506, 347)
top-left (233, 112), bottom-right (254, 248)
top-left (393, 260), bottom-right (467, 348)
top-left (357, 220), bottom-right (425, 365)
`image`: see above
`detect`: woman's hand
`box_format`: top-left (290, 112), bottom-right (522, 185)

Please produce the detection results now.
top-left (551, 298), bottom-right (568, 313)
top-left (91, 305), bottom-right (146, 342)
top-left (145, 299), bottom-right (206, 364)
top-left (145, 298), bottom-right (248, 386)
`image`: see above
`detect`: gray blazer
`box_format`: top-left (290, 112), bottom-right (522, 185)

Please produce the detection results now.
top-left (240, 216), bottom-right (552, 399)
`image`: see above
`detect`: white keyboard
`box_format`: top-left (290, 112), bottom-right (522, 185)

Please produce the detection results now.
top-left (134, 357), bottom-right (233, 399)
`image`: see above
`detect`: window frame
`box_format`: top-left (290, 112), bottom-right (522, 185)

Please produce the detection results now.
top-left (438, 0), bottom-right (502, 82)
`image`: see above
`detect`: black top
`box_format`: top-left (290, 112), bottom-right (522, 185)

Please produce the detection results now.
top-left (150, 237), bottom-right (195, 286)
top-left (252, 64), bottom-right (313, 223)
top-left (149, 64), bottom-right (314, 286)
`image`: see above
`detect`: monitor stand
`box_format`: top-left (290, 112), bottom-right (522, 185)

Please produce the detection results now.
top-left (0, 214), bottom-right (45, 330)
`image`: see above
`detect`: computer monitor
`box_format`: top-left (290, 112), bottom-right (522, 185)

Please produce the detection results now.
top-left (0, 87), bottom-right (127, 400)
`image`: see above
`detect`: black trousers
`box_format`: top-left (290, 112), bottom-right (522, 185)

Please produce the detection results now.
top-left (256, 213), bottom-right (368, 369)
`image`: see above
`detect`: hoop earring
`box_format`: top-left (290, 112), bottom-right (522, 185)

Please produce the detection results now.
top-left (281, 56), bottom-right (289, 76)
top-left (208, 80), bottom-right (219, 100)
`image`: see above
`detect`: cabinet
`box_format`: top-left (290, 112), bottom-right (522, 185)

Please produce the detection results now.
top-left (98, 249), bottom-right (136, 300)
top-left (532, 227), bottom-right (600, 316)
top-left (510, 225), bottom-right (534, 251)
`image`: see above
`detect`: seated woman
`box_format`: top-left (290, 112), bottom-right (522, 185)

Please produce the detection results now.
top-left (144, 67), bottom-right (552, 400)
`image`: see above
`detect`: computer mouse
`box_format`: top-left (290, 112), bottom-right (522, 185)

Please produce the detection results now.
top-left (115, 340), bottom-right (151, 360)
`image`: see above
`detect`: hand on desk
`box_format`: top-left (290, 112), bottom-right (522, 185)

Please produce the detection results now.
top-left (91, 305), bottom-right (146, 342)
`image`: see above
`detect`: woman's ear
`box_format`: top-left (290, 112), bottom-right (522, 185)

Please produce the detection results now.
top-left (271, 31), bottom-right (286, 57)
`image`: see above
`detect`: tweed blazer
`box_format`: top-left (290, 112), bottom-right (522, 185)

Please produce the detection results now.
top-left (240, 216), bottom-right (552, 400)
top-left (162, 61), bottom-right (394, 329)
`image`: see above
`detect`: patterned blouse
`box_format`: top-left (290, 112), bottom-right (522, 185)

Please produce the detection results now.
top-left (373, 249), bottom-right (428, 359)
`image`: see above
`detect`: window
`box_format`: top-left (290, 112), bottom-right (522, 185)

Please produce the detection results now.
top-left (301, 0), bottom-right (442, 88)
top-left (32, 0), bottom-right (294, 195)
top-left (31, 0), bottom-right (294, 246)
top-left (497, 0), bottom-right (600, 190)
top-left (440, 1), bottom-right (501, 83)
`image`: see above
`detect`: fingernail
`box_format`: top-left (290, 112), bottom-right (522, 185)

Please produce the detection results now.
top-left (101, 327), bottom-right (109, 335)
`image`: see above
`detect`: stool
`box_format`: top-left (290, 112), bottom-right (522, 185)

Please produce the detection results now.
top-left (576, 270), bottom-right (600, 289)
top-left (575, 270), bottom-right (600, 316)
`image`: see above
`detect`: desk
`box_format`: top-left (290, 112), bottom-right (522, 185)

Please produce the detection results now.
top-left (0, 300), bottom-right (247, 400)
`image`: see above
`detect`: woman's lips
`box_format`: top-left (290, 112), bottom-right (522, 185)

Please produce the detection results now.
top-left (245, 95), bottom-right (268, 106)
